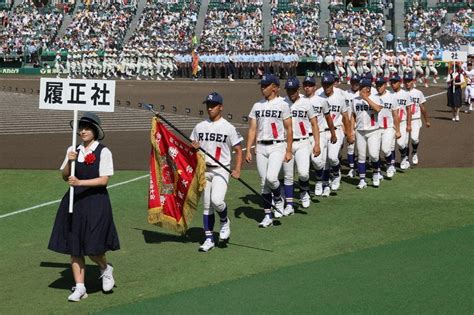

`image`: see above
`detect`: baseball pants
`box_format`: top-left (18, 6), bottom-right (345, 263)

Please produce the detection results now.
top-left (425, 66), bottom-right (438, 79)
top-left (256, 142), bottom-right (286, 194)
top-left (310, 131), bottom-right (328, 170)
top-left (202, 166), bottom-right (230, 216)
top-left (326, 128), bottom-right (345, 167)
top-left (397, 121), bottom-right (409, 149)
top-left (380, 127), bottom-right (396, 158)
top-left (410, 119), bottom-right (422, 144)
top-left (356, 129), bottom-right (381, 163)
top-left (283, 139), bottom-right (312, 185)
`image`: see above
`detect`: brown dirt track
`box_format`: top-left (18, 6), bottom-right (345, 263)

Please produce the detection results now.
top-left (0, 76), bottom-right (472, 170)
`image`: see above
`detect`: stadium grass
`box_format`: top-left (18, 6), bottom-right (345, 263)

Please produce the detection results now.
top-left (0, 168), bottom-right (473, 313)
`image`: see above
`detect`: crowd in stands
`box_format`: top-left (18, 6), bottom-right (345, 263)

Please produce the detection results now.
top-left (49, 2), bottom-right (136, 52)
top-left (125, 1), bottom-right (198, 53)
top-left (269, 2), bottom-right (322, 56)
top-left (200, 2), bottom-right (263, 52)
top-left (440, 7), bottom-right (472, 40)
top-left (0, 1), bottom-right (63, 58)
top-left (328, 8), bottom-right (386, 53)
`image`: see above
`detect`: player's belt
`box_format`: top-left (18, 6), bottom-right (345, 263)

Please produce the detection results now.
top-left (293, 137), bottom-right (309, 142)
top-left (206, 164), bottom-right (220, 168)
top-left (257, 140), bottom-right (285, 145)
top-left (324, 127), bottom-right (338, 131)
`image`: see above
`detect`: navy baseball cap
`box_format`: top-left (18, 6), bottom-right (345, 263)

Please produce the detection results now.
top-left (350, 74), bottom-right (361, 83)
top-left (390, 74), bottom-right (402, 82)
top-left (259, 73), bottom-right (280, 86)
top-left (321, 73), bottom-right (336, 85)
top-left (375, 77), bottom-right (386, 85)
top-left (203, 92), bottom-right (223, 105)
top-left (285, 77), bottom-right (300, 89)
top-left (359, 78), bottom-right (372, 88)
top-left (403, 73), bottom-right (414, 81)
top-left (364, 72), bottom-right (373, 81)
top-left (303, 75), bottom-right (316, 85)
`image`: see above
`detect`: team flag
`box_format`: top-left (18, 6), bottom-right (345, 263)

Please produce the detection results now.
top-left (148, 117), bottom-right (206, 234)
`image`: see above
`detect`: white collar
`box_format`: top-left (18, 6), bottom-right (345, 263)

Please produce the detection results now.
top-left (78, 141), bottom-right (99, 152)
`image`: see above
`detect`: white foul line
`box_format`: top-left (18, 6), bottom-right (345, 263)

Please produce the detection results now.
top-left (1, 90), bottom-right (444, 220)
top-left (0, 174), bottom-right (149, 220)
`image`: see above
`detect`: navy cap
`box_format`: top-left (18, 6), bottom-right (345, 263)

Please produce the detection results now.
top-left (364, 72), bottom-right (373, 80)
top-left (259, 73), bottom-right (280, 86)
top-left (375, 77), bottom-right (386, 85)
top-left (203, 92), bottom-right (223, 105)
top-left (303, 75), bottom-right (316, 85)
top-left (359, 78), bottom-right (372, 88)
top-left (389, 74), bottom-right (402, 82)
top-left (321, 73), bottom-right (336, 84)
top-left (403, 73), bottom-right (414, 81)
top-left (285, 77), bottom-right (300, 89)
top-left (350, 74), bottom-right (361, 83)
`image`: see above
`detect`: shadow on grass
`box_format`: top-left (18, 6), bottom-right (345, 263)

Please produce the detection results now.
top-left (40, 262), bottom-right (104, 293)
top-left (135, 227), bottom-right (203, 244)
top-left (432, 116), bottom-right (454, 121)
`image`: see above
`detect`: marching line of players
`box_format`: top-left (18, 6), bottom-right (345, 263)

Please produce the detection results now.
top-left (54, 48), bottom-right (178, 81)
top-left (191, 70), bottom-right (431, 251)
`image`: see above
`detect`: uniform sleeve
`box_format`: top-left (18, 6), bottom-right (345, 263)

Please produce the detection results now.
top-left (99, 147), bottom-right (114, 177)
top-left (248, 103), bottom-right (257, 119)
top-left (190, 126), bottom-right (198, 142)
top-left (391, 94), bottom-right (400, 111)
top-left (306, 101), bottom-right (316, 119)
top-left (322, 99), bottom-right (331, 116)
top-left (59, 146), bottom-right (74, 170)
top-left (281, 101), bottom-right (292, 120)
top-left (419, 91), bottom-right (426, 104)
top-left (341, 93), bottom-right (349, 113)
top-left (229, 125), bottom-right (244, 147)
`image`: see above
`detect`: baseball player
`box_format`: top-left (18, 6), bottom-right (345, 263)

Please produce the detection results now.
top-left (282, 77), bottom-right (321, 214)
top-left (404, 73), bottom-right (431, 167)
top-left (54, 51), bottom-right (65, 78)
top-left (246, 74), bottom-right (293, 228)
top-left (465, 63), bottom-right (474, 113)
top-left (412, 49), bottom-right (427, 87)
top-left (374, 77), bottom-right (401, 178)
top-left (190, 92), bottom-right (243, 252)
top-left (425, 48), bottom-right (438, 84)
top-left (389, 74), bottom-right (412, 170)
top-left (345, 50), bottom-right (357, 83)
top-left (318, 73), bottom-right (351, 195)
top-left (335, 51), bottom-right (346, 81)
top-left (350, 78), bottom-right (383, 189)
top-left (302, 76), bottom-right (337, 196)
top-left (345, 74), bottom-right (361, 178)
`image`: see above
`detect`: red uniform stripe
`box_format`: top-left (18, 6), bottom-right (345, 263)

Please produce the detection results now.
top-left (383, 117), bottom-right (388, 129)
top-left (370, 114), bottom-right (375, 127)
top-left (299, 121), bottom-right (307, 136)
top-left (399, 108), bottom-right (404, 120)
top-left (411, 104), bottom-right (416, 114)
top-left (215, 147), bottom-right (221, 161)
top-left (331, 113), bottom-right (336, 121)
top-left (271, 123), bottom-right (278, 139)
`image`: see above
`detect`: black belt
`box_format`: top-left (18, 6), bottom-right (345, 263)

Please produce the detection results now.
top-left (258, 140), bottom-right (285, 145)
top-left (324, 127), bottom-right (338, 131)
top-left (308, 133), bottom-right (313, 136)
top-left (206, 164), bottom-right (220, 168)
top-left (293, 137), bottom-right (309, 142)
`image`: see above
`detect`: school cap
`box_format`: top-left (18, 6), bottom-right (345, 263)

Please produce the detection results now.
top-left (403, 73), bottom-right (414, 81)
top-left (350, 74), bottom-right (361, 82)
top-left (321, 73), bottom-right (336, 84)
top-left (375, 77), bottom-right (386, 85)
top-left (203, 92), bottom-right (223, 105)
top-left (390, 74), bottom-right (402, 82)
top-left (285, 77), bottom-right (300, 89)
top-left (359, 78), bottom-right (372, 88)
top-left (70, 112), bottom-right (105, 140)
top-left (303, 75), bottom-right (316, 85)
top-left (259, 73), bottom-right (280, 86)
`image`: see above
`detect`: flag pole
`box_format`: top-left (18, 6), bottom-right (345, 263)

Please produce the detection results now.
top-left (141, 103), bottom-right (283, 215)
top-left (68, 108), bottom-right (78, 213)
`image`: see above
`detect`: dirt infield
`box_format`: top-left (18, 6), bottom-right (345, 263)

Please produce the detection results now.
top-left (0, 77), bottom-right (472, 169)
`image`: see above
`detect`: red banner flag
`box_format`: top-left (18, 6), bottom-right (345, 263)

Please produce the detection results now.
top-left (148, 117), bottom-right (206, 234)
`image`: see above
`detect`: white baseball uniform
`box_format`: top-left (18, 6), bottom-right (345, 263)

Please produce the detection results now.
top-left (408, 88), bottom-right (426, 145)
top-left (393, 88), bottom-right (412, 151)
top-left (306, 93), bottom-right (330, 172)
top-left (376, 90), bottom-right (399, 158)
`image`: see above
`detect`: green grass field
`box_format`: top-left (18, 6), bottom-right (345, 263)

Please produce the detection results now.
top-left (0, 168), bottom-right (473, 314)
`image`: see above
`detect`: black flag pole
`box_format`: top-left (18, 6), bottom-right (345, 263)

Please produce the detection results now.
top-left (140, 103), bottom-right (283, 215)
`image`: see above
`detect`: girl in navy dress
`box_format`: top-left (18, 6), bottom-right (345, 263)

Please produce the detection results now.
top-left (48, 112), bottom-right (120, 302)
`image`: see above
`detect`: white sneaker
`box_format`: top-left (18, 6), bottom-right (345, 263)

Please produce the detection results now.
top-left (357, 180), bottom-right (367, 189)
top-left (258, 215), bottom-right (273, 228)
top-left (199, 238), bottom-right (215, 252)
top-left (373, 173), bottom-right (381, 187)
top-left (433, 79), bottom-right (437, 84)
top-left (273, 198), bottom-right (284, 218)
top-left (347, 169), bottom-right (355, 178)
top-left (284, 204), bottom-right (294, 216)
top-left (386, 166), bottom-right (395, 178)
top-left (331, 174), bottom-right (341, 191)
top-left (68, 286), bottom-right (88, 302)
top-left (412, 154), bottom-right (419, 165)
top-left (219, 218), bottom-right (231, 240)
top-left (300, 191), bottom-right (310, 208)
top-left (400, 157), bottom-right (410, 170)
top-left (322, 186), bottom-right (331, 197)
top-left (455, 115), bottom-right (460, 122)
top-left (100, 264), bottom-right (115, 292)
top-left (314, 181), bottom-right (323, 196)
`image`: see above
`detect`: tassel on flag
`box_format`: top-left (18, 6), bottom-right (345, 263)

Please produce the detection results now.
top-left (148, 117), bottom-right (206, 234)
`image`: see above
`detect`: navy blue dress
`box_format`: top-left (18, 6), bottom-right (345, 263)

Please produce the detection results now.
top-left (48, 144), bottom-right (120, 256)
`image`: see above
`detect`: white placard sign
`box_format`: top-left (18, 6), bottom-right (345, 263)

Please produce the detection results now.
top-left (442, 51), bottom-right (468, 62)
top-left (39, 78), bottom-right (115, 112)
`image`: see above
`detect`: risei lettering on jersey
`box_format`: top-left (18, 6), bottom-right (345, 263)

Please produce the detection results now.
top-left (355, 104), bottom-right (370, 112)
top-left (292, 110), bottom-right (308, 118)
top-left (328, 105), bottom-right (341, 112)
top-left (254, 110), bottom-right (282, 119)
top-left (397, 99), bottom-right (407, 106)
top-left (197, 132), bottom-right (229, 143)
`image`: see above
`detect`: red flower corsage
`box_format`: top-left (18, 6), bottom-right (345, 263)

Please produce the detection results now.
top-left (84, 153), bottom-right (96, 165)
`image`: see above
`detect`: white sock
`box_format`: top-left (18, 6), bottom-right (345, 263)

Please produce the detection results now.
top-left (75, 283), bottom-right (85, 290)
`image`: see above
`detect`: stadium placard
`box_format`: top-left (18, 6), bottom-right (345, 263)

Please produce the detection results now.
top-left (441, 51), bottom-right (468, 62)
top-left (39, 78), bottom-right (115, 112)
